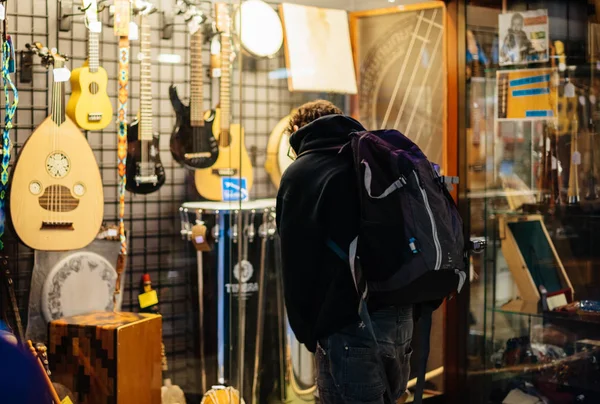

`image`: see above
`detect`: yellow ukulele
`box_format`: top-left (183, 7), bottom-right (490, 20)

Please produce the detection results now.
top-left (66, 0), bottom-right (112, 131)
top-left (10, 48), bottom-right (104, 251)
top-left (195, 3), bottom-right (253, 201)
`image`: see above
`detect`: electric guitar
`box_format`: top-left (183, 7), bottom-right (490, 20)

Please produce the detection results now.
top-left (195, 3), bottom-right (253, 201)
top-left (10, 47), bottom-right (104, 251)
top-left (66, 0), bottom-right (113, 131)
top-left (126, 10), bottom-right (166, 194)
top-left (169, 13), bottom-right (219, 170)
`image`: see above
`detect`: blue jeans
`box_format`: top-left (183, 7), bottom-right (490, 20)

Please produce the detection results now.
top-left (316, 305), bottom-right (413, 404)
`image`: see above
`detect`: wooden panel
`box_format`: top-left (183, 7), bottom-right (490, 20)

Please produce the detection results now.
top-left (117, 315), bottom-right (162, 404)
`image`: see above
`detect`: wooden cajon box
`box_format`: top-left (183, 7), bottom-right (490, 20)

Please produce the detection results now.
top-left (48, 311), bottom-right (162, 404)
top-left (499, 214), bottom-right (574, 314)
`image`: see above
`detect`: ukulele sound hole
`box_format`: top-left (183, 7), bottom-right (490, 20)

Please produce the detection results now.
top-left (38, 184), bottom-right (80, 212)
top-left (89, 82), bottom-right (99, 95)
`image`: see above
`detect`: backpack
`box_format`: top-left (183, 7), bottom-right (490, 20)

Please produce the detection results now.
top-left (323, 129), bottom-right (467, 404)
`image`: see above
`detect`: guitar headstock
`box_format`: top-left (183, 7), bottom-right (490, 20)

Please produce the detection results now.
top-left (26, 43), bottom-right (69, 69)
top-left (215, 2), bottom-right (231, 38)
top-left (81, 0), bottom-right (100, 26)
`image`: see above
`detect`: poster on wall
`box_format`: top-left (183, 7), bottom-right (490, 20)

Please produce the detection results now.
top-left (279, 3), bottom-right (357, 94)
top-left (496, 68), bottom-right (558, 121)
top-left (498, 9), bottom-right (549, 66)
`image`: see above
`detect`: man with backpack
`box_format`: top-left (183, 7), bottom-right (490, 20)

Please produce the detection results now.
top-left (276, 100), bottom-right (467, 404)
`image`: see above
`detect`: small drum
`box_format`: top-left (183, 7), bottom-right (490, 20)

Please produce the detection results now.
top-left (41, 251), bottom-right (118, 322)
top-left (265, 115), bottom-right (294, 188)
top-left (234, 0), bottom-right (283, 58)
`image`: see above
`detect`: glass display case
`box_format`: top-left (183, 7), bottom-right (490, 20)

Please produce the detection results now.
top-left (465, 0), bottom-right (600, 402)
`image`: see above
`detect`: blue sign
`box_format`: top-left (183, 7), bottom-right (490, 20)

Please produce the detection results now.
top-left (221, 177), bottom-right (249, 201)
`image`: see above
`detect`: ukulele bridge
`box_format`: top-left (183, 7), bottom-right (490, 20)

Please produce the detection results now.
top-left (88, 113), bottom-right (103, 122)
top-left (185, 152), bottom-right (212, 159)
top-left (41, 222), bottom-right (74, 231)
top-left (212, 168), bottom-right (238, 176)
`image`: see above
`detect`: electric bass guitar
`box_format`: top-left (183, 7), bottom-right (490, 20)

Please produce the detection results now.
top-left (126, 10), bottom-right (166, 194)
top-left (10, 47), bottom-right (104, 251)
top-left (66, 0), bottom-right (113, 131)
top-left (195, 3), bottom-right (253, 201)
top-left (169, 14), bottom-right (218, 170)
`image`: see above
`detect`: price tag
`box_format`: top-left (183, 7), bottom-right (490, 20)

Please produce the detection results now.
top-left (107, 228), bottom-right (118, 237)
top-left (0, 4), bottom-right (6, 20)
top-left (53, 67), bottom-right (71, 82)
top-left (195, 235), bottom-right (204, 244)
top-left (580, 95), bottom-right (586, 106)
top-left (89, 21), bottom-right (102, 33)
top-left (591, 94), bottom-right (597, 105)
top-left (128, 22), bottom-right (139, 41)
top-left (551, 156), bottom-right (558, 170)
top-left (138, 290), bottom-right (158, 309)
top-left (572, 151), bottom-right (581, 165)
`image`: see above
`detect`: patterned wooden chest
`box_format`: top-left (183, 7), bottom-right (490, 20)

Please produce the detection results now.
top-left (48, 311), bottom-right (162, 404)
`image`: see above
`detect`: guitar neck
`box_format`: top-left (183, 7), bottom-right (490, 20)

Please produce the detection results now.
top-left (139, 14), bottom-right (153, 141)
top-left (217, 3), bottom-right (231, 146)
top-left (88, 31), bottom-right (100, 73)
top-left (190, 29), bottom-right (204, 127)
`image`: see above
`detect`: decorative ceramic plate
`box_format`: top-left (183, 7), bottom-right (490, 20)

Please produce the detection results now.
top-left (41, 251), bottom-right (118, 322)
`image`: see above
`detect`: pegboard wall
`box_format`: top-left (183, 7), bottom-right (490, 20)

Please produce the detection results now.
top-left (1, 0), bottom-right (347, 397)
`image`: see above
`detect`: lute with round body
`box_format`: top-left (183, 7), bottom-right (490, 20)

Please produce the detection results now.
top-left (10, 46), bottom-right (104, 251)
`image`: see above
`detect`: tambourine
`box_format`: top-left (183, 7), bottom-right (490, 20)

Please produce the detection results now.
top-left (233, 0), bottom-right (283, 58)
top-left (265, 114), bottom-right (293, 188)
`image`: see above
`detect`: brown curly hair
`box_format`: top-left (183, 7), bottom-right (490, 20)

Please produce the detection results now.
top-left (287, 100), bottom-right (343, 134)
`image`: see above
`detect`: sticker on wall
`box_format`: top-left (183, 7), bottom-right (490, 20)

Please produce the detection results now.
top-left (496, 68), bottom-right (558, 121)
top-left (221, 177), bottom-right (249, 202)
top-left (498, 9), bottom-right (549, 66)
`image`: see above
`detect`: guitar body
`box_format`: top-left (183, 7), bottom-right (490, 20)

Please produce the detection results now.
top-left (194, 108), bottom-right (254, 201)
top-left (67, 65), bottom-right (113, 131)
top-left (10, 116), bottom-right (104, 251)
top-left (126, 118), bottom-right (166, 195)
top-left (169, 85), bottom-right (219, 169)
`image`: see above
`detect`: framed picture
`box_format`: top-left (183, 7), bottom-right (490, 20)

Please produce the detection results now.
top-left (496, 68), bottom-right (558, 121)
top-left (349, 2), bottom-right (446, 166)
top-left (498, 9), bottom-right (549, 66)
top-left (279, 3), bottom-right (357, 94)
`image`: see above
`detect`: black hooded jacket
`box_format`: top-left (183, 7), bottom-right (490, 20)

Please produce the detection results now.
top-left (275, 115), bottom-right (364, 352)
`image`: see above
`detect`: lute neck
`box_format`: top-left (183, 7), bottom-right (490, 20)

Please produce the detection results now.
top-left (190, 29), bottom-right (204, 127)
top-left (139, 14), bottom-right (153, 141)
top-left (51, 71), bottom-right (66, 126)
top-left (88, 31), bottom-right (100, 73)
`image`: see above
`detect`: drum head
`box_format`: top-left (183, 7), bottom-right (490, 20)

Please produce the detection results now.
top-left (41, 251), bottom-right (118, 322)
top-left (182, 198), bottom-right (276, 213)
top-left (234, 0), bottom-right (283, 58)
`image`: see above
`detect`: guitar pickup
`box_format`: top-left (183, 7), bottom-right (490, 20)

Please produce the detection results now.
top-left (212, 168), bottom-right (238, 176)
top-left (185, 152), bottom-right (212, 159)
top-left (135, 175), bottom-right (159, 185)
top-left (88, 113), bottom-right (103, 122)
top-left (41, 221), bottom-right (74, 231)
